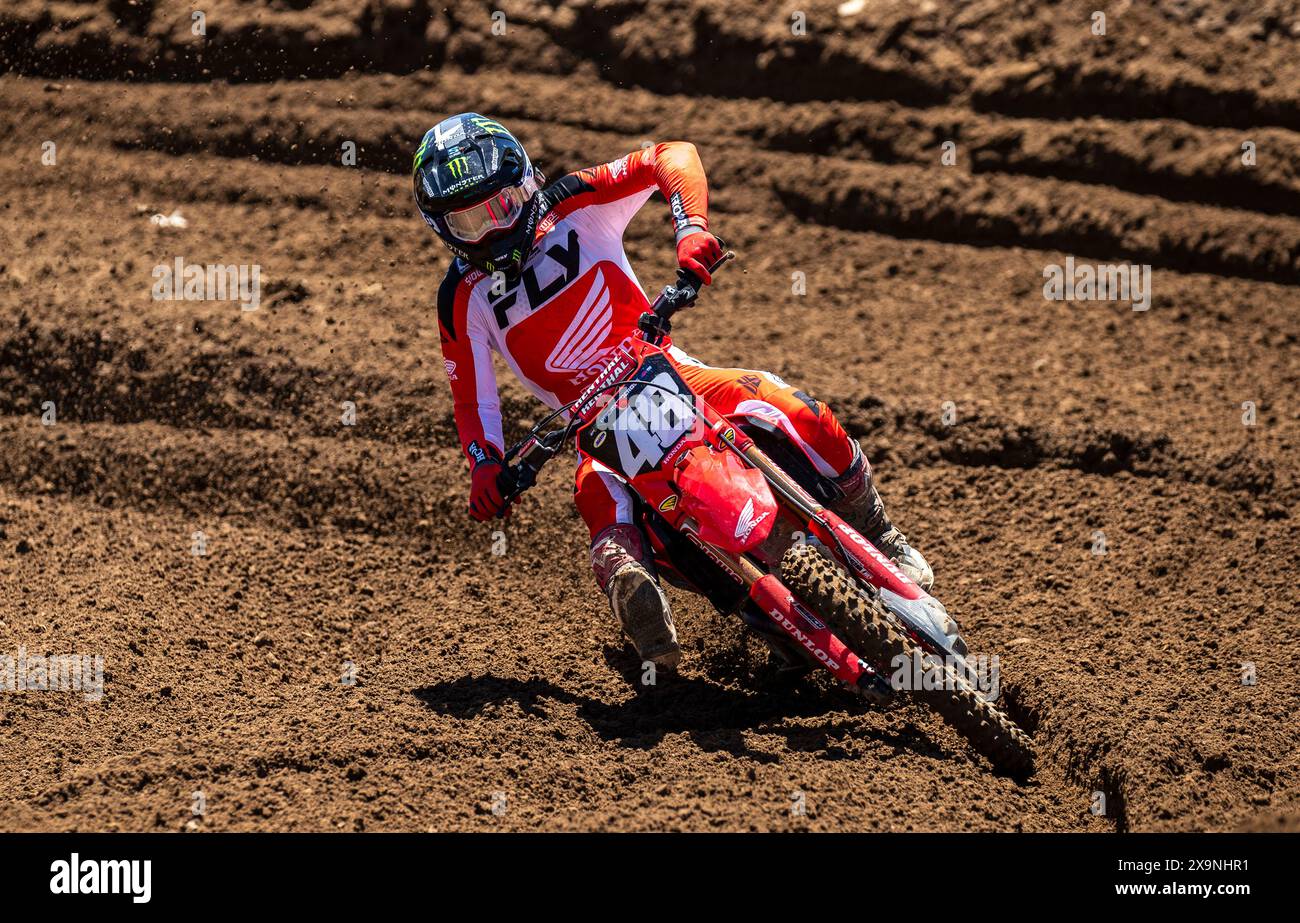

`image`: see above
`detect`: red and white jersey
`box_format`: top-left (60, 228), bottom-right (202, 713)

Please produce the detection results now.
top-left (437, 142), bottom-right (710, 468)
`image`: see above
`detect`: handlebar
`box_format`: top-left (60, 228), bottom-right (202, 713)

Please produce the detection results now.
top-left (638, 244), bottom-right (734, 344)
top-left (493, 242), bottom-right (735, 515)
top-left (494, 425), bottom-right (567, 504)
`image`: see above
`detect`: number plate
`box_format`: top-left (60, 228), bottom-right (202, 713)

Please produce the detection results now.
top-left (577, 354), bottom-right (699, 479)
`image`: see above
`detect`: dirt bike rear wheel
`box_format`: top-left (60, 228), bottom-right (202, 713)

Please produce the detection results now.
top-left (781, 544), bottom-right (1036, 777)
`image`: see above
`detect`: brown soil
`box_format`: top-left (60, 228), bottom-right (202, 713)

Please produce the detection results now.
top-left (0, 1), bottom-right (1296, 832)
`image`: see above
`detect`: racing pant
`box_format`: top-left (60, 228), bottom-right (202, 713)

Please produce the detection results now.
top-left (579, 349), bottom-right (869, 590)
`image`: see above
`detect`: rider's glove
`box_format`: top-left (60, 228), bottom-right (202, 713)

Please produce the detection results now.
top-left (676, 228), bottom-right (724, 285)
top-left (469, 456), bottom-right (511, 522)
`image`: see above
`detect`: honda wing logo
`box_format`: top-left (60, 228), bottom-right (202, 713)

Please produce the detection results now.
top-left (734, 497), bottom-right (771, 543)
top-left (545, 268), bottom-right (613, 375)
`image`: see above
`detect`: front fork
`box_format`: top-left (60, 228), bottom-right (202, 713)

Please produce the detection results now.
top-left (748, 574), bottom-right (872, 685)
top-left (732, 434), bottom-right (923, 601)
top-left (720, 523), bottom-right (889, 697)
top-left (696, 427), bottom-right (905, 695)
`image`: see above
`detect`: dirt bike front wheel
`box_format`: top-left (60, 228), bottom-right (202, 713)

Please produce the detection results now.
top-left (780, 544), bottom-right (1036, 777)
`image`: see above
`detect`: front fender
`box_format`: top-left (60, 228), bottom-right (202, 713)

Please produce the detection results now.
top-left (674, 445), bottom-right (777, 553)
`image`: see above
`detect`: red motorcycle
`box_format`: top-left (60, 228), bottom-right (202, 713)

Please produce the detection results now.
top-left (496, 251), bottom-right (1035, 776)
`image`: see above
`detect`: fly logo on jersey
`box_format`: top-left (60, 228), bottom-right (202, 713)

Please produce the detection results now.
top-left (503, 258), bottom-right (651, 397)
top-left (487, 229), bottom-right (582, 329)
top-left (444, 358), bottom-right (458, 380)
top-left (545, 269), bottom-right (613, 378)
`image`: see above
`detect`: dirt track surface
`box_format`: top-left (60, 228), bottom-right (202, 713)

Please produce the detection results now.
top-left (0, 1), bottom-right (1297, 832)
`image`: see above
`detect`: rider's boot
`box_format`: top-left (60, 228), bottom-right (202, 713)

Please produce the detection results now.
top-left (591, 523), bottom-right (681, 669)
top-left (830, 443), bottom-right (935, 592)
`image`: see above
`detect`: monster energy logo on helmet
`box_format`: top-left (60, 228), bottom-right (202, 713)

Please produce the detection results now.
top-left (412, 137), bottom-right (432, 175)
top-left (469, 116), bottom-right (507, 135)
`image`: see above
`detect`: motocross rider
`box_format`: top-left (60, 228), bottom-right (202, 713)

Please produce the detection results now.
top-left (415, 113), bottom-right (932, 669)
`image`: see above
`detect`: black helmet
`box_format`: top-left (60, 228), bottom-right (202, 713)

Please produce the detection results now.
top-left (413, 113), bottom-right (544, 279)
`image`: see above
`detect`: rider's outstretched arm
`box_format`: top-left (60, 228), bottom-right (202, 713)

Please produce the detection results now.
top-left (437, 266), bottom-right (504, 470)
top-left (557, 141), bottom-right (711, 238)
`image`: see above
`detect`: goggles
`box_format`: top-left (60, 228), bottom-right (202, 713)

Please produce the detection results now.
top-left (444, 166), bottom-right (539, 244)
